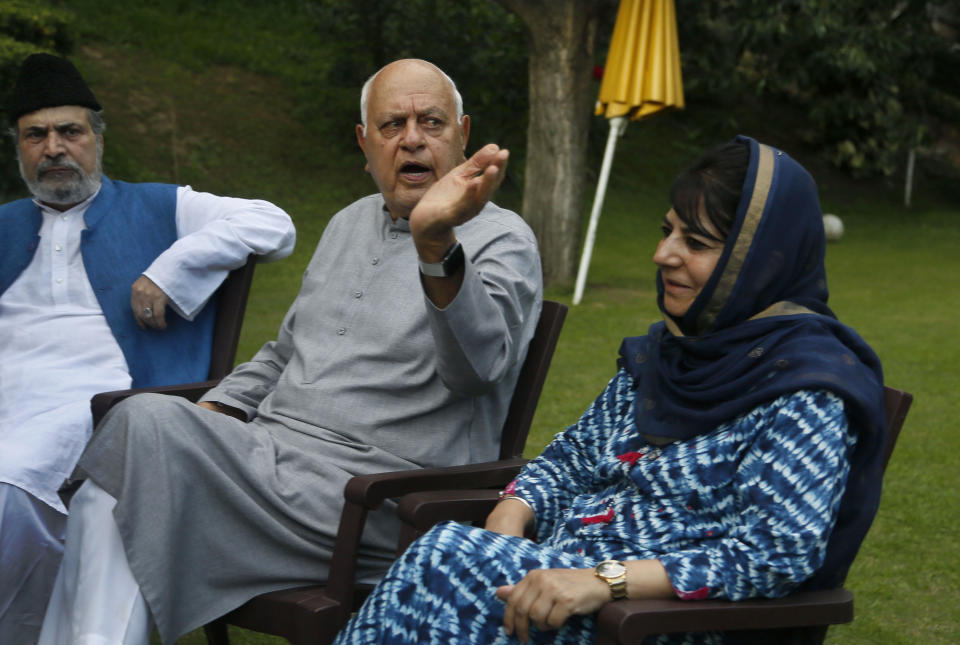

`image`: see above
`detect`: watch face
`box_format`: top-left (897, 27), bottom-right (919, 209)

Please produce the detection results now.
top-left (597, 560), bottom-right (626, 578)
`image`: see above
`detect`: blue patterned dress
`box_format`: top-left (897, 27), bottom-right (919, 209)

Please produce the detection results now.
top-left (334, 369), bottom-right (855, 644)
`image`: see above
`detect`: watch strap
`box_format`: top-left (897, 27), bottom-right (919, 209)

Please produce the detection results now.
top-left (606, 574), bottom-right (627, 600)
top-left (418, 241), bottom-right (464, 278)
top-left (595, 560), bottom-right (628, 600)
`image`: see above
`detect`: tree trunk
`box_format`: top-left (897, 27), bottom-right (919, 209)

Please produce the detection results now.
top-left (497, 0), bottom-right (600, 286)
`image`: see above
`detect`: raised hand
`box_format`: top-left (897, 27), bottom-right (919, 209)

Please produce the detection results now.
top-left (409, 143), bottom-right (510, 262)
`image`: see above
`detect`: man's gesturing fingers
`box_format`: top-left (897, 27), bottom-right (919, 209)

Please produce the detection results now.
top-left (409, 143), bottom-right (510, 239)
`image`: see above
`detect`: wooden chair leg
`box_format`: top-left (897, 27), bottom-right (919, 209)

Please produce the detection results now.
top-left (203, 620), bottom-right (230, 645)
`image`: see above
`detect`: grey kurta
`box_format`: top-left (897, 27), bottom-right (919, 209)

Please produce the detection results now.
top-left (76, 195), bottom-right (542, 644)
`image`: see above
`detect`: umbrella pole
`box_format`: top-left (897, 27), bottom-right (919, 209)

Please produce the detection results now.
top-left (573, 116), bottom-right (628, 305)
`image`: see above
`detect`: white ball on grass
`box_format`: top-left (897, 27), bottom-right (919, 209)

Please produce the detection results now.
top-left (823, 214), bottom-right (844, 242)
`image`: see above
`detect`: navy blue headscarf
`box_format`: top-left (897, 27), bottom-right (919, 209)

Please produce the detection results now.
top-left (618, 136), bottom-right (886, 589)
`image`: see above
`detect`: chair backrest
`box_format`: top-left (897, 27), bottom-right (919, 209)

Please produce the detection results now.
top-left (89, 258), bottom-right (256, 426)
top-left (207, 257), bottom-right (257, 379)
top-left (498, 300), bottom-right (568, 459)
top-left (881, 386), bottom-right (912, 473)
top-left (826, 385), bottom-right (913, 590)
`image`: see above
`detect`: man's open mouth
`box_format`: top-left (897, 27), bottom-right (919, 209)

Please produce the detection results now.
top-left (399, 162), bottom-right (432, 181)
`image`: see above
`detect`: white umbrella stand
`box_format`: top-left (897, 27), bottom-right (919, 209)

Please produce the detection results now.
top-left (572, 115), bottom-right (628, 305)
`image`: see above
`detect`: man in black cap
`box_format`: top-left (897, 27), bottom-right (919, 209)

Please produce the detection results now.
top-left (0, 53), bottom-right (296, 644)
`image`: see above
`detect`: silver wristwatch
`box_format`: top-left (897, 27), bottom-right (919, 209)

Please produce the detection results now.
top-left (418, 241), bottom-right (464, 278)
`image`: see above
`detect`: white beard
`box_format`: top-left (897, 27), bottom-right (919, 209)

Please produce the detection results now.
top-left (19, 152), bottom-right (102, 208)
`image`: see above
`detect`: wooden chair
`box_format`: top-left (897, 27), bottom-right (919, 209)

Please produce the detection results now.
top-left (198, 299), bottom-right (567, 645)
top-left (88, 257), bottom-right (256, 425)
top-left (394, 386), bottom-right (913, 645)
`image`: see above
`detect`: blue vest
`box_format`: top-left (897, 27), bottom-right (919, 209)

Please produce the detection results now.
top-left (0, 177), bottom-right (218, 388)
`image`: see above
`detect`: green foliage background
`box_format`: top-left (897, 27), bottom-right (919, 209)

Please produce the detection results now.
top-left (5, 0), bottom-right (959, 193)
top-left (674, 0), bottom-right (960, 178)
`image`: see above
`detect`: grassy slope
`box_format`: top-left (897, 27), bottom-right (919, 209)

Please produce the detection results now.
top-left (38, 1), bottom-right (959, 642)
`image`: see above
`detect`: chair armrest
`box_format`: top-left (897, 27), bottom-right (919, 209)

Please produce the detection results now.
top-left (324, 459), bottom-right (526, 615)
top-left (397, 489), bottom-right (500, 528)
top-left (71, 379), bottom-right (223, 507)
top-left (593, 588), bottom-right (853, 644)
top-left (343, 457), bottom-right (527, 509)
top-left (90, 379), bottom-right (222, 426)
top-left (395, 489), bottom-right (501, 555)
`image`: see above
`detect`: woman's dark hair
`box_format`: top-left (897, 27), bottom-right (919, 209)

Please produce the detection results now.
top-left (669, 140), bottom-right (750, 241)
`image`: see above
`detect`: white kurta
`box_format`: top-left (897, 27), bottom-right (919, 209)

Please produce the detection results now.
top-left (0, 185), bottom-right (296, 513)
top-left (0, 184), bottom-right (294, 644)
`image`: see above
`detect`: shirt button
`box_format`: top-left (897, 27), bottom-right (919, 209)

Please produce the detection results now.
top-left (354, 290), bottom-right (362, 298)
top-left (337, 327), bottom-right (346, 335)
top-left (371, 257), bottom-right (379, 265)
top-left (55, 244), bottom-right (63, 252)
top-left (390, 232), bottom-right (399, 239)
top-left (56, 278), bottom-right (63, 284)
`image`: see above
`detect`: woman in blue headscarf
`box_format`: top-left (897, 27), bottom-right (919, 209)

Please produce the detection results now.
top-left (333, 136), bottom-right (886, 645)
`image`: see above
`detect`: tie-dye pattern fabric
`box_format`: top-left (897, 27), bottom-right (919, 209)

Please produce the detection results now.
top-left (334, 369), bottom-right (855, 644)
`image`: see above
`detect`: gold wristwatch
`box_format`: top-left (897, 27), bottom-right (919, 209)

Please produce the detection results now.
top-left (594, 560), bottom-right (627, 600)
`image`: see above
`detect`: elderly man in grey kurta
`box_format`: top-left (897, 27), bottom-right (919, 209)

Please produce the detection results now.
top-left (39, 59), bottom-right (542, 645)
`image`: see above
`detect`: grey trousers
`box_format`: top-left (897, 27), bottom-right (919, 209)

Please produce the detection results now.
top-left (72, 393), bottom-right (402, 644)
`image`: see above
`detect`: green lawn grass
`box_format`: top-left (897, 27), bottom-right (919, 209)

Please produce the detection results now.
top-left (32, 1), bottom-right (959, 642)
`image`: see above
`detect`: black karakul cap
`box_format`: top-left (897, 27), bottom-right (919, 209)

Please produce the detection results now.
top-left (8, 53), bottom-right (101, 122)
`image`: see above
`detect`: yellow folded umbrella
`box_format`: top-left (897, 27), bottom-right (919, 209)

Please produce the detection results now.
top-left (597, 0), bottom-right (684, 121)
top-left (574, 0), bottom-right (684, 304)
